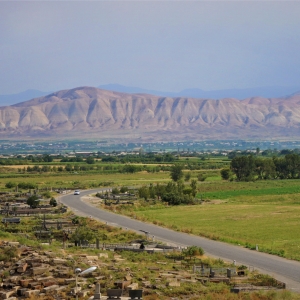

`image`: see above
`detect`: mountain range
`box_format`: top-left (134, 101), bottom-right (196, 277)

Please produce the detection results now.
top-left (0, 86), bottom-right (300, 141)
top-left (1, 84), bottom-right (300, 106)
top-left (98, 84), bottom-right (300, 100)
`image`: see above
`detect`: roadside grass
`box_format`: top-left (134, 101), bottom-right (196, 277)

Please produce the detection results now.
top-left (115, 179), bottom-right (300, 261)
top-left (130, 197), bottom-right (300, 260)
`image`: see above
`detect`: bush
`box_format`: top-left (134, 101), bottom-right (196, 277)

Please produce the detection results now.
top-left (86, 157), bottom-right (95, 164)
top-left (0, 246), bottom-right (18, 262)
top-left (50, 197), bottom-right (57, 207)
top-left (184, 172), bottom-right (191, 182)
top-left (5, 182), bottom-right (16, 189)
top-left (183, 246), bottom-right (205, 259)
top-left (120, 186), bottom-right (129, 193)
top-left (27, 195), bottom-right (39, 208)
top-left (42, 191), bottom-right (51, 199)
top-left (197, 173), bottom-right (207, 181)
top-left (18, 182), bottom-right (37, 189)
top-left (220, 168), bottom-right (231, 180)
top-left (161, 192), bottom-right (181, 205)
top-left (112, 187), bottom-right (120, 195)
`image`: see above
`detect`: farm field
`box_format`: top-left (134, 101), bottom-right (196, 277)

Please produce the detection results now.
top-left (115, 179), bottom-right (300, 261)
top-left (0, 169), bottom-right (172, 189)
top-left (196, 179), bottom-right (300, 200)
top-left (2, 162), bottom-right (300, 261)
top-left (129, 199), bottom-right (300, 260)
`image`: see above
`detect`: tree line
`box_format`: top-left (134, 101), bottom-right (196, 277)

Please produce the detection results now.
top-left (136, 165), bottom-right (199, 205)
top-left (222, 154), bottom-right (300, 181)
top-left (138, 180), bottom-right (198, 205)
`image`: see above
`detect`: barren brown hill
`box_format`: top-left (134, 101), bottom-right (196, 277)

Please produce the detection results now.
top-left (0, 86), bottom-right (299, 141)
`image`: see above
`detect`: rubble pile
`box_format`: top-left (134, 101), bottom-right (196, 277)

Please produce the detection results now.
top-left (0, 241), bottom-right (286, 300)
top-left (0, 242), bottom-right (99, 299)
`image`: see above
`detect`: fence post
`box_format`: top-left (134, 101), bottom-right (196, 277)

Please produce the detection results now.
top-left (227, 268), bottom-right (231, 278)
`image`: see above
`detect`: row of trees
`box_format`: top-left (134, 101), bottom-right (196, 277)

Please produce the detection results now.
top-left (100, 153), bottom-right (176, 163)
top-left (61, 156), bottom-right (95, 164)
top-left (138, 180), bottom-right (198, 205)
top-left (135, 165), bottom-right (205, 205)
top-left (19, 165), bottom-right (98, 173)
top-left (223, 154), bottom-right (300, 181)
top-left (17, 162), bottom-right (214, 175)
top-left (0, 155), bottom-right (54, 165)
top-left (5, 181), bottom-right (37, 189)
top-left (26, 195), bottom-right (57, 208)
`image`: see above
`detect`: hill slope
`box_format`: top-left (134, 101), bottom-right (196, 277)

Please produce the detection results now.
top-left (0, 86), bottom-right (299, 141)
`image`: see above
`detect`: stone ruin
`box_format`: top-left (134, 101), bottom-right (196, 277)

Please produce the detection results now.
top-left (0, 240), bottom-right (286, 300)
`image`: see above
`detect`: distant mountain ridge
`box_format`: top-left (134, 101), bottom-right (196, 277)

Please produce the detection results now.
top-left (0, 90), bottom-right (51, 107)
top-left (0, 86), bottom-right (300, 141)
top-left (1, 84), bottom-right (300, 106)
top-left (98, 84), bottom-right (300, 100)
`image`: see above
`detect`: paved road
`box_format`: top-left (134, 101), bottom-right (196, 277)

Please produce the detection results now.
top-left (61, 189), bottom-right (300, 292)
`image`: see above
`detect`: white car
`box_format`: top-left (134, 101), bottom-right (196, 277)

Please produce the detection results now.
top-left (74, 190), bottom-right (80, 195)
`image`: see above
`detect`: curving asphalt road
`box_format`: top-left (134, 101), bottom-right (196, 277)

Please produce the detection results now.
top-left (60, 189), bottom-right (300, 292)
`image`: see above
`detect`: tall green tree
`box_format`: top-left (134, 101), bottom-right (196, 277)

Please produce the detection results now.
top-left (154, 183), bottom-right (165, 200)
top-left (138, 186), bottom-right (150, 201)
top-left (184, 172), bottom-right (191, 182)
top-left (86, 156), bottom-right (95, 164)
top-left (149, 183), bottom-right (156, 199)
top-left (27, 195), bottom-right (39, 208)
top-left (170, 165), bottom-right (184, 182)
top-left (190, 179), bottom-right (197, 197)
top-left (123, 165), bottom-right (138, 173)
top-left (255, 158), bottom-right (276, 180)
top-left (220, 168), bottom-right (231, 180)
top-left (230, 155), bottom-right (255, 181)
top-left (285, 154), bottom-right (300, 179)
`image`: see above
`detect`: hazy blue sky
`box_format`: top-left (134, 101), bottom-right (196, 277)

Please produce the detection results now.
top-left (1, 1), bottom-right (300, 94)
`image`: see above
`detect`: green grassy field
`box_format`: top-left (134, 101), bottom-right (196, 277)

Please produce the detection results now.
top-left (196, 179), bottom-right (300, 199)
top-left (127, 179), bottom-right (300, 260)
top-left (2, 164), bottom-right (300, 260)
top-left (0, 169), bottom-right (172, 190)
top-left (132, 201), bottom-right (300, 258)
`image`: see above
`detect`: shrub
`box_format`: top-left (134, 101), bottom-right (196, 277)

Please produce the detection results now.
top-left (183, 246), bottom-right (205, 259)
top-left (27, 195), bottom-right (39, 208)
top-left (0, 246), bottom-right (18, 262)
top-left (50, 197), bottom-right (57, 207)
top-left (220, 168), bottom-right (231, 180)
top-left (5, 182), bottom-right (16, 189)
top-left (197, 173), bottom-right (207, 181)
top-left (42, 191), bottom-right (51, 199)
top-left (120, 186), bottom-right (129, 193)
